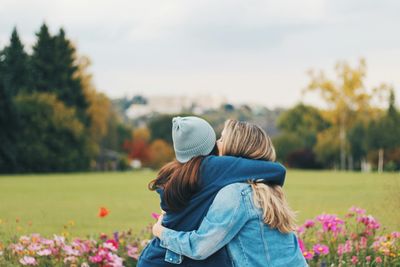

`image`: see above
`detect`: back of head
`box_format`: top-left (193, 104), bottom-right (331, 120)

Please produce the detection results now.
top-left (221, 119), bottom-right (296, 233)
top-left (172, 116), bottom-right (216, 163)
top-left (148, 116), bottom-right (217, 211)
top-left (220, 119), bottom-right (276, 161)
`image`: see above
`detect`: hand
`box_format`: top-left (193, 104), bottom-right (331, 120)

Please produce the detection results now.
top-left (152, 211), bottom-right (165, 238)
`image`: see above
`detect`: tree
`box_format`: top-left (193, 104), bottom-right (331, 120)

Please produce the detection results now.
top-left (277, 104), bottom-right (329, 149)
top-left (14, 93), bottom-right (92, 172)
top-left (75, 56), bottom-right (113, 159)
top-left (347, 121), bottom-right (368, 169)
top-left (366, 90), bottom-right (400, 171)
top-left (0, 47), bottom-right (18, 172)
top-left (30, 24), bottom-right (88, 123)
top-left (123, 128), bottom-right (152, 164)
top-left (53, 28), bottom-right (88, 120)
top-left (273, 133), bottom-right (304, 163)
top-left (313, 128), bottom-right (341, 169)
top-left (304, 59), bottom-right (388, 170)
top-left (2, 27), bottom-right (29, 96)
top-left (272, 104), bottom-right (328, 168)
top-left (148, 139), bottom-right (175, 169)
top-left (30, 23), bottom-right (56, 94)
top-left (148, 115), bottom-right (175, 145)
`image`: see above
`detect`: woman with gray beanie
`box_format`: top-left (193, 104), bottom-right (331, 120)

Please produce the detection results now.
top-left (137, 116), bottom-right (286, 267)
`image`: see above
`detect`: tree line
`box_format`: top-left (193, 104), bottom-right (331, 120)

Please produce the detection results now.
top-left (0, 24), bottom-right (176, 173)
top-left (1, 25), bottom-right (399, 173)
top-left (273, 59), bottom-right (400, 171)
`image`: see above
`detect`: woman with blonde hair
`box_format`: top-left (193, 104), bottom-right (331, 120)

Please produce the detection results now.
top-left (152, 119), bottom-right (307, 267)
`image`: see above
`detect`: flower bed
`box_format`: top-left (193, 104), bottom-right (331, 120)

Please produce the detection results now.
top-left (0, 207), bottom-right (399, 266)
top-left (0, 229), bottom-right (151, 267)
top-left (298, 207), bottom-right (400, 266)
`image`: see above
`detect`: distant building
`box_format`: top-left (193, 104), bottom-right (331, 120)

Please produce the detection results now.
top-left (126, 94), bottom-right (226, 119)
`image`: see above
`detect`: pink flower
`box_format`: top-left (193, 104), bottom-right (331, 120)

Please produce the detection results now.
top-left (344, 240), bottom-right (353, 253)
top-left (349, 206), bottom-right (366, 215)
top-left (359, 236), bottom-right (367, 249)
top-left (351, 256), bottom-right (358, 265)
top-left (357, 215), bottom-right (380, 230)
top-left (63, 245), bottom-right (80, 256)
top-left (316, 214), bottom-right (344, 235)
top-left (37, 249), bottom-right (52, 256)
top-left (19, 256), bottom-right (37, 266)
top-left (151, 212), bottom-right (161, 220)
top-left (304, 220), bottom-right (315, 228)
top-left (302, 250), bottom-right (314, 260)
top-left (365, 256), bottom-right (371, 262)
top-left (89, 254), bottom-right (103, 263)
top-left (337, 244), bottom-right (345, 256)
top-left (391, 232), bottom-right (400, 239)
top-left (313, 244), bottom-right (329, 255)
top-left (375, 256), bottom-right (382, 263)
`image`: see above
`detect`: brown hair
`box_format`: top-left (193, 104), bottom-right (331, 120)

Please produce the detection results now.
top-left (221, 119), bottom-right (297, 233)
top-left (148, 145), bottom-right (218, 211)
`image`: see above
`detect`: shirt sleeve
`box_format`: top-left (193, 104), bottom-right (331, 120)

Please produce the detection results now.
top-left (159, 184), bottom-right (248, 260)
top-left (202, 155), bottom-right (286, 187)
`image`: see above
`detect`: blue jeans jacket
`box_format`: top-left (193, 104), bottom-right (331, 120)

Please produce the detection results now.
top-left (159, 183), bottom-right (308, 267)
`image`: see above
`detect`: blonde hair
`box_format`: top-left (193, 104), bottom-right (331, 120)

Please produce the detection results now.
top-left (220, 119), bottom-right (297, 233)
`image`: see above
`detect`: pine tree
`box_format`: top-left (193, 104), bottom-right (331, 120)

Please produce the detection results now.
top-left (0, 47), bottom-right (18, 172)
top-left (2, 27), bottom-right (30, 95)
top-left (31, 24), bottom-right (89, 124)
top-left (30, 23), bottom-right (57, 93)
top-left (54, 28), bottom-right (88, 119)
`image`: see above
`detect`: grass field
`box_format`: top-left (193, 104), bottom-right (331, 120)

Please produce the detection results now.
top-left (0, 170), bottom-right (399, 239)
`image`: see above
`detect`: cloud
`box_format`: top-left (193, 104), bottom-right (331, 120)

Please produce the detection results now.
top-left (0, 0), bottom-right (399, 107)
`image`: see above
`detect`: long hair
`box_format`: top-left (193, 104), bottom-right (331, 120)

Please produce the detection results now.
top-left (221, 119), bottom-right (297, 233)
top-left (148, 145), bottom-right (218, 211)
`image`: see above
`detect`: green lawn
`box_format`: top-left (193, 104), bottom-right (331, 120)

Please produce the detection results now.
top-left (0, 170), bottom-right (399, 239)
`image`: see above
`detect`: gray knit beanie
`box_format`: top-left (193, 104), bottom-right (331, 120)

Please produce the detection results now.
top-left (172, 116), bottom-right (216, 163)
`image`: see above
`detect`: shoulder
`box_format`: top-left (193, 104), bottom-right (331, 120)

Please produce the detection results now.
top-left (207, 183), bottom-right (250, 220)
top-left (214, 183), bottom-right (251, 205)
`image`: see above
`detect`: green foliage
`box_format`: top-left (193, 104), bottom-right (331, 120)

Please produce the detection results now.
top-left (30, 24), bottom-right (56, 93)
top-left (365, 90), bottom-right (400, 170)
top-left (273, 133), bottom-right (304, 162)
top-left (347, 121), bottom-right (368, 164)
top-left (273, 104), bottom-right (329, 168)
top-left (313, 128), bottom-right (341, 168)
top-left (30, 24), bottom-right (88, 124)
top-left (2, 27), bottom-right (29, 96)
top-left (0, 47), bottom-right (18, 173)
top-left (277, 104), bottom-right (329, 149)
top-left (148, 114), bottom-right (175, 144)
top-left (14, 93), bottom-right (91, 172)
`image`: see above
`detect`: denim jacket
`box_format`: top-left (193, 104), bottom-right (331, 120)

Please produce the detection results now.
top-left (159, 183), bottom-right (308, 267)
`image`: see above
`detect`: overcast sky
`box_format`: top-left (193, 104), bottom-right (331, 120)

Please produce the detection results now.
top-left (1, 0), bottom-right (399, 108)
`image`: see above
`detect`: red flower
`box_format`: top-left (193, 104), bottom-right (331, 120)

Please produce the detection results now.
top-left (98, 207), bottom-right (110, 218)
